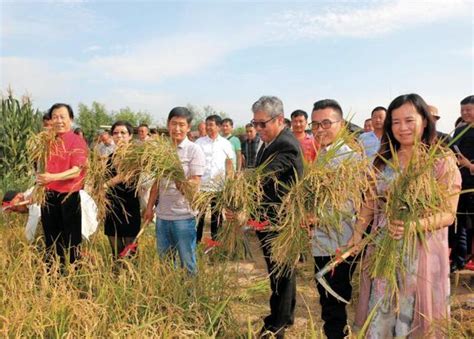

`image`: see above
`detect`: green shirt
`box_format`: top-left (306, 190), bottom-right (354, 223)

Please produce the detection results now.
top-left (226, 135), bottom-right (241, 169)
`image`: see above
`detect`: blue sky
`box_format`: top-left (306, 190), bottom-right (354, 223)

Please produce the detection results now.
top-left (1, 0), bottom-right (472, 133)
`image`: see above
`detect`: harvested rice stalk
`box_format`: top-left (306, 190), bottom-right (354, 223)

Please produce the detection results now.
top-left (84, 151), bottom-right (113, 222)
top-left (270, 128), bottom-right (372, 277)
top-left (193, 164), bottom-right (268, 257)
top-left (113, 135), bottom-right (188, 198)
top-left (26, 130), bottom-right (57, 206)
top-left (369, 141), bottom-right (454, 304)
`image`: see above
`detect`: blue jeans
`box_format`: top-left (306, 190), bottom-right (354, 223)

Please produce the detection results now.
top-left (156, 217), bottom-right (197, 274)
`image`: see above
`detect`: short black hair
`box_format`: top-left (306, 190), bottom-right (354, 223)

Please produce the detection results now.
top-left (42, 112), bottom-right (51, 122)
top-left (284, 118), bottom-right (291, 128)
top-left (290, 109), bottom-right (308, 120)
top-left (371, 106), bottom-right (387, 116)
top-left (74, 127), bottom-right (83, 135)
top-left (222, 118), bottom-right (234, 126)
top-left (206, 115), bottom-right (223, 126)
top-left (312, 99), bottom-right (343, 118)
top-left (460, 95), bottom-right (474, 105)
top-left (47, 103), bottom-right (74, 120)
top-left (167, 107), bottom-right (193, 124)
top-left (111, 120), bottom-right (133, 135)
top-left (245, 123), bottom-right (254, 129)
top-left (138, 123), bottom-right (149, 129)
top-left (2, 190), bottom-right (20, 203)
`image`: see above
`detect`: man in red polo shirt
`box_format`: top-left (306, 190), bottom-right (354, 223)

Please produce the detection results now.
top-left (290, 109), bottom-right (318, 162)
top-left (36, 103), bottom-right (88, 266)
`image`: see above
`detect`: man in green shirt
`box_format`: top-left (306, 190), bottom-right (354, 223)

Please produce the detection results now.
top-left (222, 118), bottom-right (242, 171)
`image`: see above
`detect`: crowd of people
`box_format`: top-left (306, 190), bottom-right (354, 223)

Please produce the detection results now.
top-left (2, 94), bottom-right (473, 339)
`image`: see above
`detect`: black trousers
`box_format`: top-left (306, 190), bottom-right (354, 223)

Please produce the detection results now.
top-left (41, 191), bottom-right (82, 265)
top-left (450, 191), bottom-right (474, 267)
top-left (257, 230), bottom-right (296, 335)
top-left (196, 198), bottom-right (222, 242)
top-left (314, 256), bottom-right (356, 339)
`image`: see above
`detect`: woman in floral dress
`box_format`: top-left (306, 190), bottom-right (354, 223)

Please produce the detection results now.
top-left (349, 94), bottom-right (461, 338)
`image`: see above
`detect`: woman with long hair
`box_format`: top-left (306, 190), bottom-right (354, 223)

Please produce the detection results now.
top-left (350, 94), bottom-right (461, 338)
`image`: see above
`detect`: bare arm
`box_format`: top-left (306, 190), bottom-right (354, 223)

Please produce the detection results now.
top-left (37, 166), bottom-right (83, 185)
top-left (144, 180), bottom-right (159, 223)
top-left (236, 151), bottom-right (242, 172)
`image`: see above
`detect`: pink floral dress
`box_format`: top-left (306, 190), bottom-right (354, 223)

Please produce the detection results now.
top-left (355, 155), bottom-right (461, 338)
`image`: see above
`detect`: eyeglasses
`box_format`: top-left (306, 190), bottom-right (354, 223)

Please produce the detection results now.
top-left (251, 115), bottom-right (279, 129)
top-left (113, 131), bottom-right (129, 135)
top-left (309, 119), bottom-right (340, 130)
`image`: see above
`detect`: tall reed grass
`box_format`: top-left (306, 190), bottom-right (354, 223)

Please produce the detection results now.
top-left (0, 216), bottom-right (239, 337)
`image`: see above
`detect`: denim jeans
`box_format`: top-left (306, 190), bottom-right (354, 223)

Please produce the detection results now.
top-left (156, 217), bottom-right (197, 274)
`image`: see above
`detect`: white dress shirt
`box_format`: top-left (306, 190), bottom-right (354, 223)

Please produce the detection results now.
top-left (195, 135), bottom-right (235, 192)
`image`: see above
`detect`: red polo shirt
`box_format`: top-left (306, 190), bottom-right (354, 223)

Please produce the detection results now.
top-left (298, 133), bottom-right (319, 163)
top-left (45, 131), bottom-right (88, 193)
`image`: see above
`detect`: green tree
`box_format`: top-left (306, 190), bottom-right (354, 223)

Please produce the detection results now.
top-left (186, 104), bottom-right (227, 130)
top-left (0, 90), bottom-right (42, 191)
top-left (76, 102), bottom-right (113, 143)
top-left (113, 107), bottom-right (153, 127)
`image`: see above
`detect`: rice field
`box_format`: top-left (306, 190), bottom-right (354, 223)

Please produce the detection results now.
top-left (0, 211), bottom-right (473, 338)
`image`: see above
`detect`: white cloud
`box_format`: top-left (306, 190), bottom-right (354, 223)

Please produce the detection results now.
top-left (88, 32), bottom-right (256, 82)
top-left (1, 3), bottom-right (112, 39)
top-left (447, 47), bottom-right (474, 58)
top-left (0, 57), bottom-right (73, 101)
top-left (102, 88), bottom-right (176, 112)
top-left (84, 45), bottom-right (102, 53)
top-left (267, 0), bottom-right (470, 39)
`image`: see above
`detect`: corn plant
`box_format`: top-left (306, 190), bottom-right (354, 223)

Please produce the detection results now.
top-left (0, 89), bottom-right (42, 193)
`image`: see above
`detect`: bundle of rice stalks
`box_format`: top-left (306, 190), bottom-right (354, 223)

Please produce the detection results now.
top-left (26, 130), bottom-right (57, 206)
top-left (84, 151), bottom-right (113, 222)
top-left (193, 165), bottom-right (267, 257)
top-left (369, 142), bottom-right (454, 304)
top-left (270, 128), bottom-right (372, 277)
top-left (113, 135), bottom-right (188, 198)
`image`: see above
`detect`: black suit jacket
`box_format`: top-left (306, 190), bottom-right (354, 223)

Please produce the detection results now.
top-left (256, 127), bottom-right (304, 222)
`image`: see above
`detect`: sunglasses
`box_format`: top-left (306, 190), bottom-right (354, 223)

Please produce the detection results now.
top-left (251, 115), bottom-right (279, 129)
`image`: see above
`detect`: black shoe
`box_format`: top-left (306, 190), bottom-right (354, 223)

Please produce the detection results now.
top-left (450, 262), bottom-right (465, 273)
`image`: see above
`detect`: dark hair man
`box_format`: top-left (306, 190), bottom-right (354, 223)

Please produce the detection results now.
top-left (137, 123), bottom-right (150, 142)
top-left (450, 95), bottom-right (474, 272)
top-left (241, 123), bottom-right (261, 168)
top-left (221, 118), bottom-right (242, 171)
top-left (310, 98), bottom-right (358, 339)
top-left (358, 106), bottom-right (387, 159)
top-left (290, 109), bottom-right (318, 162)
top-left (195, 114), bottom-right (235, 242)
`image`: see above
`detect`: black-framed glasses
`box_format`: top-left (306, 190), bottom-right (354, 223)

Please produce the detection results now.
top-left (113, 131), bottom-right (129, 135)
top-left (309, 119), bottom-right (340, 130)
top-left (251, 115), bottom-right (279, 129)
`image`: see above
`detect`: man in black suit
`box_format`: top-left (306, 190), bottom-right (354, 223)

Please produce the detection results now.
top-left (450, 95), bottom-right (474, 272)
top-left (251, 96), bottom-right (304, 338)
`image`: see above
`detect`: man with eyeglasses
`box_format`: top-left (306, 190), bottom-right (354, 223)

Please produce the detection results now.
top-left (358, 106), bottom-right (386, 160)
top-left (228, 96), bottom-right (303, 338)
top-left (309, 99), bottom-right (359, 339)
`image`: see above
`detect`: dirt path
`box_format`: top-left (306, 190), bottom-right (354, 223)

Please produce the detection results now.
top-left (225, 232), bottom-right (474, 338)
